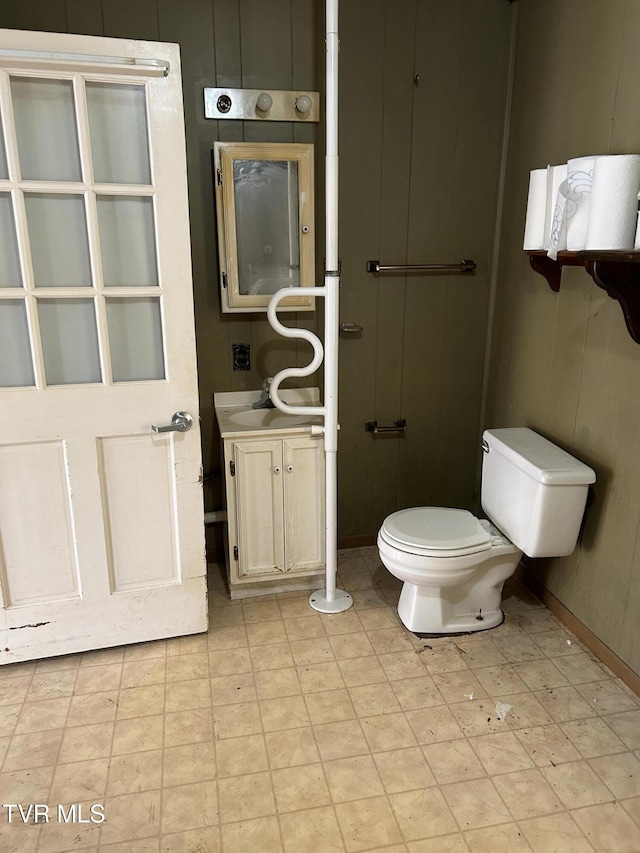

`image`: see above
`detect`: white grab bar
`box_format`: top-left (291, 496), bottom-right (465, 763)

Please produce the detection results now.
top-left (266, 286), bottom-right (326, 418)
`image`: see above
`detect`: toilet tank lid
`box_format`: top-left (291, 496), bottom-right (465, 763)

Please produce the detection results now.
top-left (483, 428), bottom-right (596, 486)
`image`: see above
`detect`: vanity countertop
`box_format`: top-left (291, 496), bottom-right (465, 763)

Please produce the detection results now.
top-left (214, 387), bottom-right (324, 437)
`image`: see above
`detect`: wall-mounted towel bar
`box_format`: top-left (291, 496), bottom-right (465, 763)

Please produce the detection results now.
top-left (366, 259), bottom-right (476, 274)
top-left (365, 419), bottom-right (407, 435)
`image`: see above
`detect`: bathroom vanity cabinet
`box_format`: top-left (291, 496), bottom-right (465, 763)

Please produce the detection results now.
top-left (224, 433), bottom-right (325, 592)
top-left (215, 390), bottom-right (325, 599)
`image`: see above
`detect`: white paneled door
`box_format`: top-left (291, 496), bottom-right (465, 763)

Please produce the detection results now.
top-left (0, 30), bottom-right (207, 662)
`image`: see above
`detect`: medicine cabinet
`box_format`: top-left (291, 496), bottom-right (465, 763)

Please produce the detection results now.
top-left (213, 142), bottom-right (315, 313)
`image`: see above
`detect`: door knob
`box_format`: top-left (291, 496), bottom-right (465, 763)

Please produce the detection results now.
top-left (151, 411), bottom-right (193, 433)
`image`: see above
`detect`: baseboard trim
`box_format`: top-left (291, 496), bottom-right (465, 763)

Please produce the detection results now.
top-left (338, 534), bottom-right (377, 550)
top-left (523, 573), bottom-right (640, 698)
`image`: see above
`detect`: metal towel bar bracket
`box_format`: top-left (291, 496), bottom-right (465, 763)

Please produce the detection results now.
top-left (366, 259), bottom-right (476, 274)
top-left (365, 419), bottom-right (407, 435)
top-left (339, 322), bottom-right (363, 335)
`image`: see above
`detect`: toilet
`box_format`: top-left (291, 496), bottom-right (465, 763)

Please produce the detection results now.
top-left (377, 428), bottom-right (596, 634)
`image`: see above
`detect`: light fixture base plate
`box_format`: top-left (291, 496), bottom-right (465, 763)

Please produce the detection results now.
top-left (204, 87), bottom-right (319, 122)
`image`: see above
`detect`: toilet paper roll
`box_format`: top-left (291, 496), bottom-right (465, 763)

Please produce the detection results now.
top-left (543, 164), bottom-right (568, 251)
top-left (523, 168), bottom-right (548, 250)
top-left (565, 155), bottom-right (596, 251)
top-left (585, 154), bottom-right (640, 250)
top-left (547, 176), bottom-right (568, 260)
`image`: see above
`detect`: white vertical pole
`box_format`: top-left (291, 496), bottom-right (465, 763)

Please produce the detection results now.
top-left (267, 0), bottom-right (352, 614)
top-left (308, 0), bottom-right (352, 614)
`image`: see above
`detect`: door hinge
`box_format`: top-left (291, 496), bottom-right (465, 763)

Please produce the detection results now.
top-left (222, 271), bottom-right (228, 288)
top-left (217, 168), bottom-right (223, 186)
top-left (230, 460), bottom-right (235, 476)
top-left (233, 545), bottom-right (238, 561)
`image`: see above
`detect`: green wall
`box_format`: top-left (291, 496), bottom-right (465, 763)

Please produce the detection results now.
top-left (338, 0), bottom-right (511, 537)
top-left (487, 0), bottom-right (640, 673)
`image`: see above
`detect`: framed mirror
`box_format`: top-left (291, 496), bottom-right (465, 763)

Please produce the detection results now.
top-left (214, 142), bottom-right (315, 313)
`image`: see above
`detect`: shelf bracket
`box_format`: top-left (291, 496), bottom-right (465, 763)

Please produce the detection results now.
top-left (527, 253), bottom-right (561, 292)
top-left (526, 250), bottom-right (640, 344)
top-left (586, 259), bottom-right (640, 344)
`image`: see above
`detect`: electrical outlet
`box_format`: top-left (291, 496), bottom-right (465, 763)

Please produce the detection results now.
top-left (232, 343), bottom-right (251, 371)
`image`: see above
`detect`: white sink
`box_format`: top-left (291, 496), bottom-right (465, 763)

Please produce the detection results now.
top-left (227, 408), bottom-right (320, 429)
top-left (214, 387), bottom-right (323, 436)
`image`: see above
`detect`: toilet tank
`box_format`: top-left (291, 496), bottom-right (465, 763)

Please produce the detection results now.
top-left (481, 428), bottom-right (596, 558)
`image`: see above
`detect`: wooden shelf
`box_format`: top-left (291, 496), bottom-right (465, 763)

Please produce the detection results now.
top-left (526, 250), bottom-right (640, 344)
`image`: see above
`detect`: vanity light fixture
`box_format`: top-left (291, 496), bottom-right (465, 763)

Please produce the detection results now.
top-left (204, 87), bottom-right (320, 122)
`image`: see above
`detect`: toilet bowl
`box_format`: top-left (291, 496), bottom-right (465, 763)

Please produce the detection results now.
top-left (377, 428), bottom-right (596, 635)
top-left (378, 508), bottom-right (521, 633)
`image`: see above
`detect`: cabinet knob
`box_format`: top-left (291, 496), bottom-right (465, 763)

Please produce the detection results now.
top-left (274, 466), bottom-right (281, 474)
top-left (287, 465), bottom-right (293, 472)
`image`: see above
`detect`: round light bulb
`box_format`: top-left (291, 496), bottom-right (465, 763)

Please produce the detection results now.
top-left (256, 92), bottom-right (273, 112)
top-left (295, 94), bottom-right (312, 114)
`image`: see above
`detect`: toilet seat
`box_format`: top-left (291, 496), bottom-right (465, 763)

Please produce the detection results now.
top-left (379, 507), bottom-right (492, 558)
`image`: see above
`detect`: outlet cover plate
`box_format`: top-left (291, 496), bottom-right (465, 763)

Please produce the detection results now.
top-left (232, 343), bottom-right (251, 371)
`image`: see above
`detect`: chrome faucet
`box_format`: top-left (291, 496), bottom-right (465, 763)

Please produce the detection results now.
top-left (252, 377), bottom-right (275, 409)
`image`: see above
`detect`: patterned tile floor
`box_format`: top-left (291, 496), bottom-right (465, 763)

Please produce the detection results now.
top-left (0, 546), bottom-right (639, 852)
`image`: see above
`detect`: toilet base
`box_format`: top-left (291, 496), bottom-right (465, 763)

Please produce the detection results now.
top-left (414, 613), bottom-right (505, 639)
top-left (396, 577), bottom-right (507, 634)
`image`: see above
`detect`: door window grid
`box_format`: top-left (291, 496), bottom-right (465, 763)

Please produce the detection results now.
top-left (0, 299), bottom-right (34, 387)
top-left (0, 67), bottom-right (165, 389)
top-left (0, 110), bottom-right (7, 178)
top-left (0, 192), bottom-right (21, 288)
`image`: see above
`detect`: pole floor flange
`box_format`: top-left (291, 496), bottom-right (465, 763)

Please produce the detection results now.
top-left (309, 588), bottom-right (353, 614)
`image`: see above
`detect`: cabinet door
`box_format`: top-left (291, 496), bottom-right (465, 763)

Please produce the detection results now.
top-left (234, 440), bottom-right (285, 577)
top-left (283, 437), bottom-right (325, 571)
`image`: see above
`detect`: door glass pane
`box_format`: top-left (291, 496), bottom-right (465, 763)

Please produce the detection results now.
top-left (11, 77), bottom-right (82, 182)
top-left (97, 196), bottom-right (158, 286)
top-left (0, 300), bottom-right (34, 387)
top-left (25, 194), bottom-right (92, 287)
top-left (38, 298), bottom-right (101, 385)
top-left (233, 159), bottom-right (300, 296)
top-left (106, 297), bottom-right (164, 381)
top-left (0, 118), bottom-right (7, 179)
top-left (0, 194), bottom-right (22, 288)
top-left (86, 82), bottom-right (151, 185)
